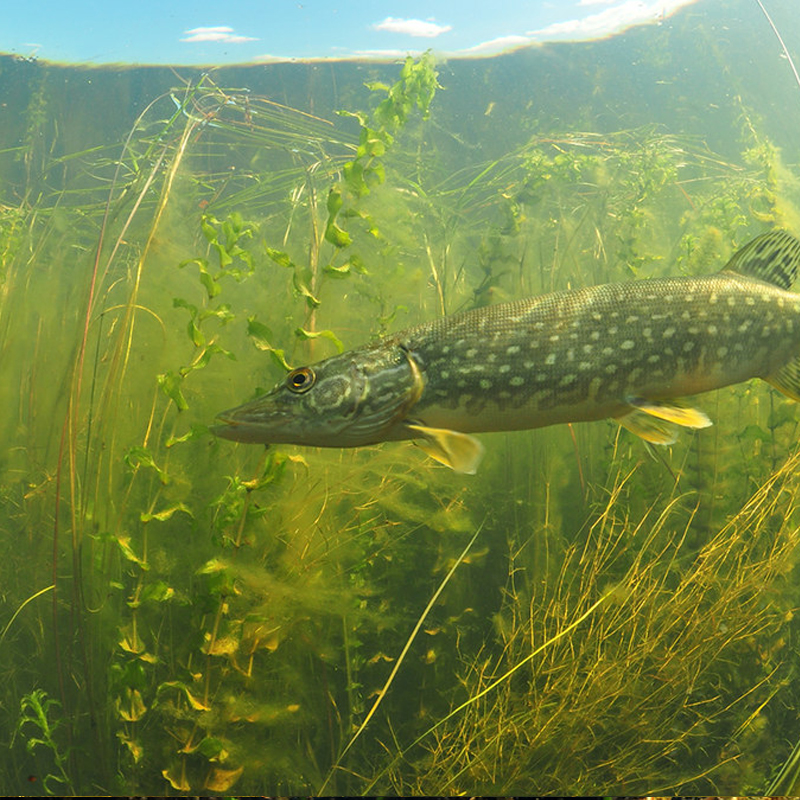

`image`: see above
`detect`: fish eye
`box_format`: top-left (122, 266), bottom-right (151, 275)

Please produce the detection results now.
top-left (286, 366), bottom-right (315, 393)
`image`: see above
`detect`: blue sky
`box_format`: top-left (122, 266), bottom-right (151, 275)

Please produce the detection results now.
top-left (2, 0), bottom-right (698, 65)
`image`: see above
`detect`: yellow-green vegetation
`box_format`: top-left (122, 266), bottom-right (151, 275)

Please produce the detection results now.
top-left (2, 48), bottom-right (800, 797)
top-left (385, 450), bottom-right (800, 794)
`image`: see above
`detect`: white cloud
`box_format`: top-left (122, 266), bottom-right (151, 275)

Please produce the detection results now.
top-left (253, 49), bottom-right (423, 63)
top-left (452, 0), bottom-right (694, 58)
top-left (181, 26), bottom-right (258, 44)
top-left (252, 54), bottom-right (292, 63)
top-left (373, 17), bottom-right (452, 38)
top-left (458, 35), bottom-right (534, 56)
top-left (529, 0), bottom-right (693, 40)
top-left (351, 49), bottom-right (423, 58)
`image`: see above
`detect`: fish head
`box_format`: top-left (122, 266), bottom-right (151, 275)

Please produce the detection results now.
top-left (212, 341), bottom-right (423, 447)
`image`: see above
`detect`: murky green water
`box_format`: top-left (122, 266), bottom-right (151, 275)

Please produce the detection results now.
top-left (2, 0), bottom-right (800, 794)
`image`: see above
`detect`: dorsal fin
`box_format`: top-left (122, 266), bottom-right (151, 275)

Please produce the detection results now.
top-left (721, 229), bottom-right (800, 289)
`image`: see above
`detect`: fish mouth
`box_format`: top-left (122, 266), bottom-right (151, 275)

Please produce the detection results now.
top-left (211, 406), bottom-right (288, 444)
top-left (211, 416), bottom-right (267, 443)
top-left (213, 403), bottom-right (326, 445)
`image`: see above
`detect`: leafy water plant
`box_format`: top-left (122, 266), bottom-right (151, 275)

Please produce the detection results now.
top-left (13, 689), bottom-right (75, 795)
top-left (3, 31), bottom-right (800, 797)
top-left (88, 56), bottom-right (460, 795)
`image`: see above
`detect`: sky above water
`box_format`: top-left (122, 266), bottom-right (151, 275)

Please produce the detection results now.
top-left (2, 0), bottom-right (699, 65)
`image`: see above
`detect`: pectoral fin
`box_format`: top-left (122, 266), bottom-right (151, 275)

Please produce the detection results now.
top-left (617, 409), bottom-right (680, 445)
top-left (406, 423), bottom-right (485, 474)
top-left (625, 396), bottom-right (712, 429)
top-left (617, 398), bottom-right (712, 445)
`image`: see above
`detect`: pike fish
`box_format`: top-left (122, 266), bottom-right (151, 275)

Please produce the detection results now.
top-left (214, 230), bottom-right (800, 473)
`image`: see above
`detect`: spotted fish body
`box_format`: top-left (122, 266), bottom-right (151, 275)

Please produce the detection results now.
top-left (215, 231), bottom-right (800, 473)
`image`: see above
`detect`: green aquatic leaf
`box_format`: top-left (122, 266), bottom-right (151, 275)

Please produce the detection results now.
top-left (222, 248), bottom-right (254, 280)
top-left (115, 535), bottom-right (148, 569)
top-left (264, 245), bottom-right (296, 269)
top-left (201, 303), bottom-right (234, 325)
top-left (326, 188), bottom-right (344, 217)
top-left (188, 318), bottom-right (204, 347)
top-left (247, 317), bottom-right (292, 370)
top-left (202, 215), bottom-right (233, 268)
top-left (198, 560), bottom-right (237, 597)
top-left (162, 764), bottom-right (191, 792)
top-left (157, 371), bottom-right (188, 412)
top-left (336, 108), bottom-right (368, 126)
top-left (141, 581), bottom-right (175, 604)
top-left (295, 327), bottom-right (344, 353)
top-left (201, 212), bottom-right (255, 276)
top-left (292, 271), bottom-right (321, 308)
top-left (111, 659), bottom-right (147, 690)
top-left (200, 214), bottom-right (221, 246)
top-left (197, 557), bottom-right (227, 575)
top-left (357, 125), bottom-right (389, 158)
top-left (156, 680), bottom-right (211, 711)
top-left (325, 189), bottom-right (352, 246)
top-left (124, 445), bottom-right (170, 483)
top-left (373, 53), bottom-right (440, 129)
top-left (172, 297), bottom-right (195, 311)
top-left (324, 222), bottom-right (352, 248)
top-left (199, 270), bottom-right (219, 298)
top-left (116, 732), bottom-right (143, 764)
top-left (140, 503), bottom-right (192, 523)
top-left (179, 343), bottom-right (236, 377)
top-left (115, 687), bottom-right (147, 722)
top-left (323, 261), bottom-right (351, 277)
top-left (343, 160), bottom-right (368, 196)
top-left (181, 734), bottom-right (229, 761)
top-left (247, 317), bottom-right (273, 343)
top-left (178, 258), bottom-right (221, 299)
top-left (264, 247), bottom-right (320, 305)
top-left (222, 211), bottom-right (251, 249)
top-left (205, 765), bottom-right (243, 792)
top-left (172, 297), bottom-right (233, 347)
top-left (325, 254), bottom-right (368, 278)
top-left (368, 160), bottom-right (385, 185)
top-left (166, 424), bottom-right (210, 447)
top-left (119, 623), bottom-right (147, 653)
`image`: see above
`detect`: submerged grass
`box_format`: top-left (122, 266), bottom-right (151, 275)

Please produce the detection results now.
top-left (382, 448), bottom-right (800, 795)
top-left (2, 46), bottom-right (800, 795)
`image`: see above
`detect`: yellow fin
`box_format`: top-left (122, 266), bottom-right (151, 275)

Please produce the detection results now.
top-left (767, 355), bottom-right (800, 402)
top-left (626, 396), bottom-right (712, 429)
top-left (406, 423), bottom-right (485, 474)
top-left (617, 409), bottom-right (679, 445)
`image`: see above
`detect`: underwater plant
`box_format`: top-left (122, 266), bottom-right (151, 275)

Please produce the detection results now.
top-left (358, 448), bottom-right (800, 794)
top-left (12, 689), bottom-right (74, 795)
top-left (2, 17), bottom-right (800, 794)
